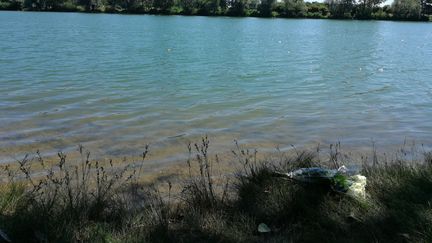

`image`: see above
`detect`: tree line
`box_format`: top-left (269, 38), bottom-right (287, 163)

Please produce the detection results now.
top-left (0, 0), bottom-right (431, 20)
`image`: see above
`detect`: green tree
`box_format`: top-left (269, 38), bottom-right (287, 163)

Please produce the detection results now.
top-left (371, 5), bottom-right (392, 19)
top-left (0, 0), bottom-right (22, 10)
top-left (179, 0), bottom-right (197, 14)
top-left (421, 0), bottom-right (432, 14)
top-left (305, 2), bottom-right (329, 18)
top-left (196, 0), bottom-right (221, 15)
top-left (219, 0), bottom-right (227, 11)
top-left (283, 0), bottom-right (306, 17)
top-left (153, 0), bottom-right (174, 11)
top-left (25, 0), bottom-right (67, 10)
top-left (326, 0), bottom-right (354, 18)
top-left (227, 0), bottom-right (247, 15)
top-left (393, 0), bottom-right (422, 19)
top-left (258, 0), bottom-right (276, 16)
top-left (355, 0), bottom-right (385, 18)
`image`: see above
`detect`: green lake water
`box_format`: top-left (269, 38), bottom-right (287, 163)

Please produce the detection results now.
top-left (1, 11), bottom-right (432, 165)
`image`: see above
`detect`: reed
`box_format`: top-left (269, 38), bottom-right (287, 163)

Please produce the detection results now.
top-left (1, 139), bottom-right (432, 242)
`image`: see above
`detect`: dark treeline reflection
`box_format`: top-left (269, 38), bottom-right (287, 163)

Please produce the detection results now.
top-left (1, 0), bottom-right (431, 20)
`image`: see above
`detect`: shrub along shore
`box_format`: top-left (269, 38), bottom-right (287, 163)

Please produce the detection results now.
top-left (1, 138), bottom-right (432, 242)
top-left (1, 0), bottom-right (431, 21)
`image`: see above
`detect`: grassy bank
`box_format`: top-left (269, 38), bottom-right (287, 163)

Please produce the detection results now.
top-left (1, 139), bottom-right (432, 242)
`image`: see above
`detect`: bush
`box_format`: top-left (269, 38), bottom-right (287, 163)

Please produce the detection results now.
top-left (0, 146), bottom-right (141, 242)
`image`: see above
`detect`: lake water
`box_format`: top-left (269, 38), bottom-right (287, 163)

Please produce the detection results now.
top-left (1, 11), bottom-right (432, 165)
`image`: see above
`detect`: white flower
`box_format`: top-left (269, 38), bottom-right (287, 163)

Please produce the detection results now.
top-left (347, 175), bottom-right (367, 199)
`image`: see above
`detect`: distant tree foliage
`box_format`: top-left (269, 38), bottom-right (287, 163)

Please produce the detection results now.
top-left (226, 0), bottom-right (247, 16)
top-left (258, 0), bottom-right (276, 17)
top-left (423, 0), bottom-right (432, 14)
top-left (276, 0), bottom-right (307, 17)
top-left (0, 0), bottom-right (22, 9)
top-left (326, 0), bottom-right (355, 18)
top-left (0, 0), bottom-right (430, 20)
top-left (355, 0), bottom-right (386, 18)
top-left (393, 0), bottom-right (422, 19)
top-left (305, 2), bottom-right (329, 18)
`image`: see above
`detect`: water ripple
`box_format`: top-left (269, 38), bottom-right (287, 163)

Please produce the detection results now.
top-left (1, 13), bottom-right (432, 163)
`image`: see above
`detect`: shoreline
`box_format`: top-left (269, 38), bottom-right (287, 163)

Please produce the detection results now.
top-left (1, 138), bottom-right (429, 183)
top-left (0, 6), bottom-right (430, 22)
top-left (1, 139), bottom-right (431, 242)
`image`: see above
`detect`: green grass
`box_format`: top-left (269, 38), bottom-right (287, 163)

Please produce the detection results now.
top-left (1, 139), bottom-right (432, 242)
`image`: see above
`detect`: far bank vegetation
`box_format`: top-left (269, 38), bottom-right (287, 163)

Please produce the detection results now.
top-left (1, 0), bottom-right (432, 21)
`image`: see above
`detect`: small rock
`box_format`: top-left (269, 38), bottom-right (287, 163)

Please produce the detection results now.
top-left (258, 223), bottom-right (271, 233)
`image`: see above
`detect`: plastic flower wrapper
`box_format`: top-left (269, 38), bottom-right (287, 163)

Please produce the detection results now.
top-left (285, 167), bottom-right (337, 183)
top-left (282, 166), bottom-right (367, 199)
